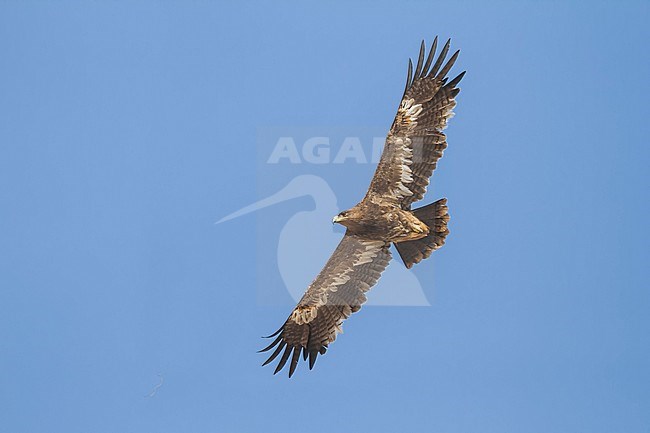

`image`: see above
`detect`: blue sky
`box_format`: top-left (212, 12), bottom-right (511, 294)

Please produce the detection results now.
top-left (1, 1), bottom-right (649, 432)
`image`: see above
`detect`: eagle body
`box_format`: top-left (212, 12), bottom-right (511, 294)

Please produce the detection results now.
top-left (260, 38), bottom-right (464, 377)
top-left (333, 201), bottom-right (430, 243)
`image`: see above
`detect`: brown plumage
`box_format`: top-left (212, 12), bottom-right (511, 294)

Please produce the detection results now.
top-left (261, 37), bottom-right (464, 377)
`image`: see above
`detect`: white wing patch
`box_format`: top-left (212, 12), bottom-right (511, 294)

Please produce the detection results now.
top-left (401, 98), bottom-right (423, 124)
top-left (388, 98), bottom-right (425, 200)
top-left (290, 305), bottom-right (317, 325)
top-left (392, 141), bottom-right (414, 199)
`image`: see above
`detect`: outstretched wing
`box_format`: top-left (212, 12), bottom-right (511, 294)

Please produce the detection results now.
top-left (366, 38), bottom-right (465, 208)
top-left (260, 234), bottom-right (391, 377)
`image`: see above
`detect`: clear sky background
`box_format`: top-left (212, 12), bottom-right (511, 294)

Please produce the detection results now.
top-left (1, 1), bottom-right (648, 432)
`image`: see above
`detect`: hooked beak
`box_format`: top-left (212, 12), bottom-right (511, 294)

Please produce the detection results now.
top-left (332, 215), bottom-right (344, 224)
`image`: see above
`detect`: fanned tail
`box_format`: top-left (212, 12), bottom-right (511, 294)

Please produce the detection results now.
top-left (395, 198), bottom-right (450, 268)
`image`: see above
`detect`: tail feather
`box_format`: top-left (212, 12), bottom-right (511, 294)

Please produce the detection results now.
top-left (395, 198), bottom-right (450, 268)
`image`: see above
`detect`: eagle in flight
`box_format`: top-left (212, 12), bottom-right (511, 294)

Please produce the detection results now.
top-left (260, 37), bottom-right (465, 377)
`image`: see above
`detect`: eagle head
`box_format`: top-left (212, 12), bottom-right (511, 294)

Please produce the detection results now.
top-left (332, 208), bottom-right (363, 227)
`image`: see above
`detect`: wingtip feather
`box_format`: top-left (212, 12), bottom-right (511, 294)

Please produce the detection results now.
top-left (422, 36), bottom-right (438, 77)
top-left (404, 58), bottom-right (414, 93)
top-left (274, 345), bottom-right (293, 375)
top-left (436, 49), bottom-right (460, 81)
top-left (308, 350), bottom-right (317, 370)
top-left (262, 327), bottom-right (283, 339)
top-left (288, 347), bottom-right (302, 377)
top-left (258, 334), bottom-right (283, 353)
top-left (446, 71), bottom-right (466, 89)
top-left (414, 40), bottom-right (426, 79)
top-left (429, 38), bottom-right (451, 78)
top-left (262, 341), bottom-right (286, 366)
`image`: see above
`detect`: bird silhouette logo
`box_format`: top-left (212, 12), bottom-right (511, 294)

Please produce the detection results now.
top-left (218, 174), bottom-right (432, 306)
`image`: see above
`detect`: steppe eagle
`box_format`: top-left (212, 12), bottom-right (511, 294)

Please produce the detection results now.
top-left (261, 37), bottom-right (465, 377)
